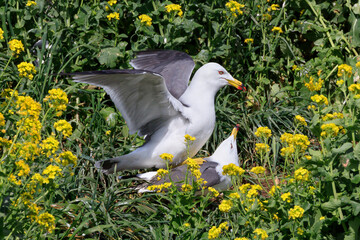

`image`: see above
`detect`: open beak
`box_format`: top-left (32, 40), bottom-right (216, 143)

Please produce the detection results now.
top-left (231, 124), bottom-right (240, 139)
top-left (227, 79), bottom-right (246, 91)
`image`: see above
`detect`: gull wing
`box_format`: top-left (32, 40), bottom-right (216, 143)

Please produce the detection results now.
top-left (130, 50), bottom-right (195, 99)
top-left (71, 69), bottom-right (187, 136)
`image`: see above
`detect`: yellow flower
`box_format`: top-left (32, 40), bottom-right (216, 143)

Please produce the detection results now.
top-left (16, 95), bottom-right (41, 118)
top-left (280, 146), bottom-right (295, 157)
top-left (105, 130), bottom-right (111, 135)
top-left (219, 199), bottom-right (233, 212)
top-left (271, 26), bottom-right (283, 33)
top-left (208, 187), bottom-right (219, 197)
top-left (253, 228), bottom-right (268, 240)
top-left (348, 83), bottom-right (360, 96)
top-left (336, 79), bottom-right (344, 86)
top-left (42, 165), bottom-right (62, 179)
top-left (147, 182), bottom-right (172, 192)
top-left (308, 185), bottom-right (316, 194)
top-left (107, 12), bottom-right (119, 20)
top-left (36, 212), bottom-right (55, 233)
top-left (8, 39), bottom-right (24, 56)
top-left (244, 38), bottom-right (254, 44)
top-left (26, 1), bottom-right (37, 6)
top-left (255, 143), bottom-right (270, 154)
top-left (208, 226), bottom-right (222, 239)
top-left (184, 134), bottom-right (196, 141)
top-left (294, 167), bottom-right (310, 181)
top-left (160, 153), bottom-right (174, 162)
top-left (31, 173), bottom-right (46, 185)
top-left (255, 126), bottom-right (272, 139)
top-left (288, 205), bottom-right (305, 219)
top-left (156, 168), bottom-right (169, 180)
top-left (337, 64), bottom-right (352, 78)
top-left (320, 216), bottom-right (325, 220)
top-left (40, 136), bottom-right (59, 157)
top-left (292, 65), bottom-right (298, 71)
top-left (305, 76), bottom-right (323, 91)
top-left (269, 185), bottom-right (280, 196)
top-left (294, 115), bottom-right (307, 126)
top-left (181, 184), bottom-right (193, 192)
top-left (320, 123), bottom-right (343, 138)
top-left (262, 13), bottom-right (272, 21)
top-left (297, 228), bottom-right (304, 235)
top-left (107, 0), bottom-right (116, 6)
top-left (239, 183), bottom-right (251, 193)
top-left (356, 61), bottom-right (360, 68)
top-left (250, 166), bottom-right (265, 174)
top-left (8, 173), bottom-right (22, 185)
top-left (54, 120), bottom-right (72, 138)
top-left (273, 213), bottom-right (280, 221)
top-left (246, 185), bottom-right (262, 198)
top-left (219, 222), bottom-right (229, 230)
top-left (15, 160), bottom-right (31, 176)
top-left (322, 112), bottom-right (344, 121)
top-left (0, 28), bottom-right (4, 40)
top-left (165, 4), bottom-right (183, 17)
top-left (138, 14), bottom-right (152, 26)
top-left (304, 155), bottom-right (312, 160)
top-left (229, 192), bottom-right (240, 199)
top-left (43, 88), bottom-right (68, 116)
top-left (308, 104), bottom-right (316, 110)
top-left (16, 118), bottom-right (41, 142)
top-left (311, 94), bottom-right (328, 105)
top-left (0, 112), bottom-right (5, 127)
top-left (225, 0), bottom-right (245, 17)
top-left (235, 238), bottom-right (249, 240)
top-left (268, 4), bottom-right (280, 11)
top-left (58, 151), bottom-right (77, 167)
top-left (281, 192), bottom-right (291, 202)
top-left (222, 163), bottom-right (245, 176)
top-left (183, 223), bottom-right (190, 228)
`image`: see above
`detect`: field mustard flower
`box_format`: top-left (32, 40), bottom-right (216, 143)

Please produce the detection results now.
top-left (16, 118), bottom-right (42, 142)
top-left (228, 192), bottom-right (240, 199)
top-left (255, 126), bottom-right (272, 139)
top-left (208, 187), bottom-right (219, 197)
top-left (219, 222), bottom-right (229, 230)
top-left (304, 155), bottom-right (312, 160)
top-left (138, 14), bottom-right (152, 26)
top-left (17, 62), bottom-right (37, 80)
top-left (292, 134), bottom-right (310, 152)
top-left (54, 120), bottom-right (72, 138)
top-left (253, 228), bottom-right (268, 240)
top-left (225, 0), bottom-right (245, 17)
top-left (165, 4), bottom-right (183, 17)
top-left (262, 13), bottom-right (272, 21)
top-left (147, 182), bottom-right (172, 192)
top-left (58, 151), bottom-right (77, 167)
top-left (208, 226), bottom-right (222, 239)
top-left (349, 83), bottom-right (360, 95)
top-left (42, 165), bottom-right (62, 180)
top-left (105, 130), bottom-right (111, 135)
top-left (244, 38), bottom-right (254, 44)
top-left (219, 199), bottom-right (233, 212)
top-left (269, 185), bottom-right (281, 195)
top-left (15, 160), bottom-right (31, 176)
top-left (160, 153), bottom-right (174, 162)
top-left (268, 4), bottom-right (280, 11)
top-left (0, 113), bottom-right (5, 126)
top-left (31, 173), bottom-right (46, 185)
top-left (16, 96), bottom-right (41, 118)
top-left (250, 166), bottom-right (265, 174)
top-left (0, 28), bottom-right (4, 40)
top-left (356, 61), bottom-right (360, 68)
top-left (297, 228), bottom-right (304, 235)
top-left (294, 167), bottom-right (310, 181)
top-left (107, 12), bottom-right (119, 20)
top-left (280, 146), bottom-right (295, 157)
top-left (271, 26), bottom-right (283, 33)
top-left (255, 143), bottom-right (270, 154)
top-left (273, 213), bottom-right (280, 221)
top-left (281, 192), bottom-right (291, 202)
top-left (320, 216), bottom-right (325, 220)
top-left (108, 0), bottom-right (116, 5)
top-left (8, 39), bottom-right (24, 56)
top-left (246, 184), bottom-right (262, 198)
top-left (222, 163), bottom-right (245, 176)
top-left (311, 94), bottom-right (328, 105)
top-left (304, 76), bottom-right (323, 91)
top-left (181, 184), bottom-right (192, 192)
top-left (235, 238), bottom-right (249, 240)
top-left (337, 64), bottom-right (352, 78)
top-left (288, 205), bottom-right (305, 219)
top-left (43, 88), bottom-right (68, 116)
top-left (156, 168), bottom-right (169, 180)
top-left (294, 115), bottom-right (307, 126)
top-left (36, 212), bottom-right (55, 233)
top-left (26, 1), bottom-right (37, 6)
top-left (322, 112), bottom-right (343, 121)
top-left (8, 173), bottom-right (22, 185)
top-left (184, 134), bottom-right (196, 141)
top-left (336, 79), bottom-right (344, 86)
top-left (320, 123), bottom-right (344, 138)
top-left (239, 183), bottom-right (251, 193)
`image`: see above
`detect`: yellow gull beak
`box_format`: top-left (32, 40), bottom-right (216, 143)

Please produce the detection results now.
top-left (227, 79), bottom-right (246, 91)
top-left (231, 124), bottom-right (240, 139)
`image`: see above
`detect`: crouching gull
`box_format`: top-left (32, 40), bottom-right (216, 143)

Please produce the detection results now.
top-left (134, 125), bottom-right (240, 193)
top-left (70, 50), bottom-right (244, 174)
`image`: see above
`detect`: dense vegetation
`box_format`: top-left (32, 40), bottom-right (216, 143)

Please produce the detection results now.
top-left (1, 0), bottom-right (360, 239)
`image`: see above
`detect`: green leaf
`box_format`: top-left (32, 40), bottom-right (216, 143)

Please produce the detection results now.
top-left (100, 107), bottom-right (118, 127)
top-left (344, 219), bottom-right (360, 240)
top-left (351, 174), bottom-right (360, 184)
top-left (97, 47), bottom-right (122, 68)
top-left (321, 198), bottom-right (342, 212)
top-left (332, 142), bottom-right (353, 154)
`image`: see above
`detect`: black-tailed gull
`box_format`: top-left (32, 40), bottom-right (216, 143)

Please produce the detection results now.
top-left (71, 50), bottom-right (244, 173)
top-left (135, 125), bottom-right (240, 193)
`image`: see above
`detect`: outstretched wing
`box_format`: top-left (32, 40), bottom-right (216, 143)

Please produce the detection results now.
top-left (71, 69), bottom-right (187, 136)
top-left (130, 50), bottom-right (195, 99)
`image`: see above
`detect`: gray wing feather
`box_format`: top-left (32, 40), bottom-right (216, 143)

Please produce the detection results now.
top-left (71, 70), bottom-right (185, 136)
top-left (130, 50), bottom-right (195, 99)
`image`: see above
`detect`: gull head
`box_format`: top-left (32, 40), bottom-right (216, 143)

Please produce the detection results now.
top-left (195, 63), bottom-right (245, 91)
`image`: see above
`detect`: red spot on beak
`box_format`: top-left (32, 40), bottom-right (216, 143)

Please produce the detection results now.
top-left (238, 85), bottom-right (246, 91)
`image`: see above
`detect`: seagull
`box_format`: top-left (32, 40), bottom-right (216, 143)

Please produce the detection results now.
top-left (134, 125), bottom-right (240, 193)
top-left (70, 50), bottom-right (244, 174)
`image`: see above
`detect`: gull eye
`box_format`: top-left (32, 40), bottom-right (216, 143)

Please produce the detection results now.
top-left (218, 71), bottom-right (224, 75)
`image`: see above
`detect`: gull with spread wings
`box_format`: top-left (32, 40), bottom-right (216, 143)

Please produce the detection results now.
top-left (71, 50), bottom-right (244, 174)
